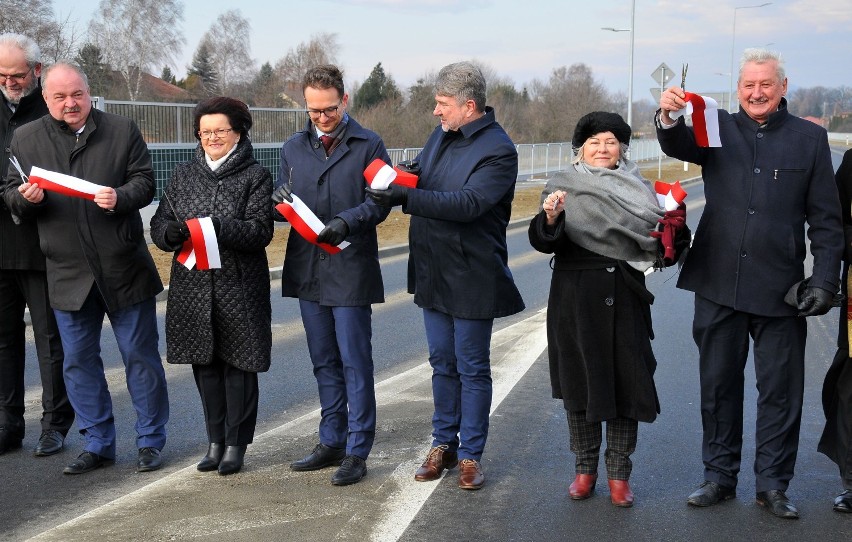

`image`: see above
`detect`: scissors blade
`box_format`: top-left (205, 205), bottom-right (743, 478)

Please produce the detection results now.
top-left (681, 63), bottom-right (688, 91)
top-left (8, 155), bottom-right (28, 182)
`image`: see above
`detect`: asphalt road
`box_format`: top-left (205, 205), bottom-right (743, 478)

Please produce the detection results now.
top-left (3, 149), bottom-right (852, 541)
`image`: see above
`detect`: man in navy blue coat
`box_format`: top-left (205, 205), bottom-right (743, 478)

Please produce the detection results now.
top-left (367, 61), bottom-right (525, 490)
top-left (656, 48), bottom-right (843, 519)
top-left (272, 64), bottom-right (390, 486)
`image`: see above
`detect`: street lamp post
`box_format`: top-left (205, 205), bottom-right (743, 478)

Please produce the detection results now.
top-left (602, 0), bottom-right (636, 128)
top-left (729, 2), bottom-right (772, 111)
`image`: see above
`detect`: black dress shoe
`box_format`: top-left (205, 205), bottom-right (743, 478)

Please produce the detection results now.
top-left (756, 489), bottom-right (799, 519)
top-left (331, 455), bottom-right (367, 486)
top-left (137, 447), bottom-right (163, 472)
top-left (64, 451), bottom-right (111, 475)
top-left (218, 445), bottom-right (246, 476)
top-left (197, 442), bottom-right (225, 472)
top-left (34, 429), bottom-right (65, 457)
top-left (687, 481), bottom-right (736, 507)
top-left (0, 427), bottom-right (23, 455)
top-left (833, 489), bottom-right (852, 513)
top-left (290, 443), bottom-right (345, 472)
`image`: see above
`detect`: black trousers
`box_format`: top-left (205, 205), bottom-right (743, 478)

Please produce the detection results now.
top-left (693, 294), bottom-right (806, 493)
top-left (192, 358), bottom-right (258, 446)
top-left (567, 410), bottom-right (637, 480)
top-left (0, 269), bottom-right (73, 437)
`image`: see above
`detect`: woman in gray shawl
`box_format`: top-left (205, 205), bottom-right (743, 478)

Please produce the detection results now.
top-left (528, 112), bottom-right (688, 508)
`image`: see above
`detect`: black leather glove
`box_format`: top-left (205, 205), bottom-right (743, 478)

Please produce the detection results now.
top-left (365, 184), bottom-right (409, 207)
top-left (797, 286), bottom-right (834, 317)
top-left (316, 217), bottom-right (349, 246)
top-left (271, 183), bottom-right (293, 204)
top-left (164, 220), bottom-right (190, 245)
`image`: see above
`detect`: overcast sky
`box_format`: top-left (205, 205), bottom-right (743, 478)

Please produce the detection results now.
top-left (67, 0), bottom-right (851, 105)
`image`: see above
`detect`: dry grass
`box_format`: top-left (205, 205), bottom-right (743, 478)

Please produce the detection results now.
top-left (148, 160), bottom-right (695, 284)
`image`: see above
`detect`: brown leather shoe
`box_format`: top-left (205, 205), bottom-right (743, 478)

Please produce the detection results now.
top-left (414, 445), bottom-right (458, 482)
top-left (458, 459), bottom-right (485, 490)
top-left (609, 479), bottom-right (634, 507)
top-left (569, 473), bottom-right (597, 500)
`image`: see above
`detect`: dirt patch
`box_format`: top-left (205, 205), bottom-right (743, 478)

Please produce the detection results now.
top-left (148, 161), bottom-right (692, 284)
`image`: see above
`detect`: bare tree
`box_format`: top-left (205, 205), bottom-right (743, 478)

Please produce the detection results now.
top-left (203, 10), bottom-right (254, 96)
top-left (0, 0), bottom-right (80, 63)
top-left (88, 0), bottom-right (185, 101)
top-left (274, 33), bottom-right (340, 102)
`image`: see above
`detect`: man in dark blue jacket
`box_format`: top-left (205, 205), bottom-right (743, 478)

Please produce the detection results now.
top-left (0, 33), bottom-right (73, 457)
top-left (272, 64), bottom-right (390, 486)
top-left (656, 48), bottom-right (843, 519)
top-left (367, 61), bottom-right (525, 490)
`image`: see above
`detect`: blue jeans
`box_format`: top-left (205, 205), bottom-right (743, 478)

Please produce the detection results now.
top-left (54, 289), bottom-right (169, 459)
top-left (423, 308), bottom-right (493, 461)
top-left (299, 300), bottom-right (375, 459)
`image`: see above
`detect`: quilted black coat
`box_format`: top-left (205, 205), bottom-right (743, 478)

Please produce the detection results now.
top-left (150, 139), bottom-right (273, 372)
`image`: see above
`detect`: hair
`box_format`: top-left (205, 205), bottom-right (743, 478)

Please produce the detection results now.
top-left (41, 61), bottom-right (89, 90)
top-left (0, 33), bottom-right (41, 68)
top-left (302, 64), bottom-right (345, 97)
top-left (434, 61), bottom-right (486, 112)
top-left (739, 48), bottom-right (786, 82)
top-left (193, 97), bottom-right (253, 139)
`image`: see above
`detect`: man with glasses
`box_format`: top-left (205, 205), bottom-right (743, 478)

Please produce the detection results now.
top-left (0, 33), bottom-right (74, 458)
top-left (3, 61), bottom-right (169, 475)
top-left (271, 64), bottom-right (390, 486)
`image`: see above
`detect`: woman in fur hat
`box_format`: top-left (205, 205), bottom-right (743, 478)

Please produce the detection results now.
top-left (528, 111), bottom-right (689, 507)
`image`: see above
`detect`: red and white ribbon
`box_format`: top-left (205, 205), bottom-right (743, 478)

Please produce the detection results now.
top-left (275, 195), bottom-right (350, 254)
top-left (176, 217), bottom-right (221, 270)
top-left (670, 92), bottom-right (722, 148)
top-left (28, 166), bottom-right (102, 200)
top-left (655, 180), bottom-right (687, 211)
top-left (363, 159), bottom-right (418, 189)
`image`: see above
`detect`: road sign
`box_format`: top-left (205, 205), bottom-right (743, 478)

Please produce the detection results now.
top-left (651, 63), bottom-right (674, 87)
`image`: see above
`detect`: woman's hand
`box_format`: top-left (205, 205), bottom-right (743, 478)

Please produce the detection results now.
top-left (543, 190), bottom-right (566, 225)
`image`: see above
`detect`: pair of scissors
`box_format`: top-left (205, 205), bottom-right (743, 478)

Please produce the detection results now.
top-left (681, 63), bottom-right (689, 91)
top-left (8, 155), bottom-right (28, 181)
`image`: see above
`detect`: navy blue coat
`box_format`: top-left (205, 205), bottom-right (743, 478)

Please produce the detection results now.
top-left (277, 116), bottom-right (390, 306)
top-left (404, 107), bottom-right (525, 319)
top-left (657, 100), bottom-right (843, 316)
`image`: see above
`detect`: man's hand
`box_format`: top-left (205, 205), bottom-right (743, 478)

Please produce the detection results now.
top-left (271, 183), bottom-right (292, 204)
top-left (797, 286), bottom-right (834, 317)
top-left (365, 185), bottom-right (409, 207)
top-left (658, 85), bottom-right (687, 126)
top-left (18, 182), bottom-right (45, 203)
top-left (316, 217), bottom-right (349, 246)
top-left (94, 187), bottom-right (117, 210)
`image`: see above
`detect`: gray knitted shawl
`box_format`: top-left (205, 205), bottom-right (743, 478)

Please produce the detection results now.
top-left (541, 159), bottom-right (663, 265)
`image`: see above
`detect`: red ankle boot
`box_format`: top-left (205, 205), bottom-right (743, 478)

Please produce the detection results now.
top-left (569, 473), bottom-right (597, 500)
top-left (608, 479), bottom-right (634, 507)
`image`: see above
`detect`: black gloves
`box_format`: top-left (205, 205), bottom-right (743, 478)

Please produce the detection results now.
top-left (365, 184), bottom-right (409, 207)
top-left (316, 217), bottom-right (349, 246)
top-left (797, 286), bottom-right (834, 317)
top-left (650, 207), bottom-right (687, 265)
top-left (164, 220), bottom-right (190, 245)
top-left (271, 183), bottom-right (293, 204)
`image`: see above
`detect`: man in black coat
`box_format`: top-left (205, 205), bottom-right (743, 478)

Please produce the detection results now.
top-left (656, 48), bottom-right (844, 519)
top-left (3, 62), bottom-right (169, 475)
top-left (0, 33), bottom-right (73, 457)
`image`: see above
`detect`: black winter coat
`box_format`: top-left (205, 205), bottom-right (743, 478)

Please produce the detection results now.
top-left (1, 86), bottom-right (47, 271)
top-left (3, 109), bottom-right (162, 311)
top-left (529, 211), bottom-right (660, 423)
top-left (150, 140), bottom-right (273, 372)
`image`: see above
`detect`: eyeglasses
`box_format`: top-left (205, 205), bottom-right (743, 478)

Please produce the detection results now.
top-left (306, 103), bottom-right (341, 119)
top-left (198, 128), bottom-right (233, 140)
top-left (0, 66), bottom-right (34, 85)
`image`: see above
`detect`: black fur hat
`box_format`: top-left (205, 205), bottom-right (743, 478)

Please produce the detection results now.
top-left (572, 111), bottom-right (631, 148)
